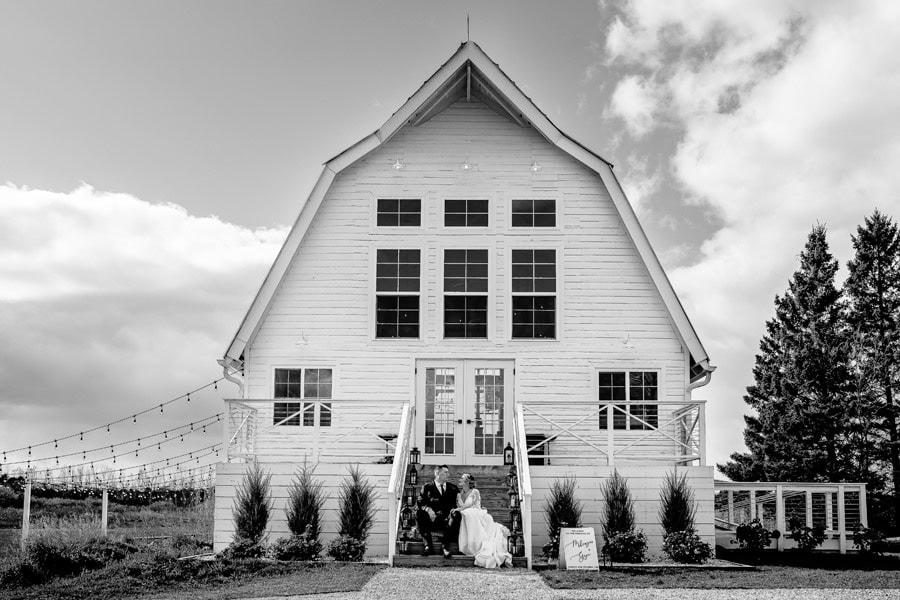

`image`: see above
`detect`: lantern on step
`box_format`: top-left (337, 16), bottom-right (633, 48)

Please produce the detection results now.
top-left (401, 504), bottom-right (413, 529)
top-left (507, 534), bottom-right (516, 555)
top-left (507, 467), bottom-right (518, 490)
top-left (408, 465), bottom-right (419, 486)
top-left (510, 507), bottom-right (522, 532)
top-left (514, 534), bottom-right (525, 557)
top-left (503, 442), bottom-right (514, 465)
top-left (410, 447), bottom-right (421, 465)
top-left (508, 488), bottom-right (519, 509)
top-left (404, 486), bottom-right (415, 507)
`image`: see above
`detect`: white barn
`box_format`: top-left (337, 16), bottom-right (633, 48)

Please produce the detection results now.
top-left (213, 41), bottom-right (719, 565)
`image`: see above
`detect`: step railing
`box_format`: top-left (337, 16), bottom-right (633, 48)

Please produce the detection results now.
top-left (386, 403), bottom-right (412, 565)
top-left (513, 403), bottom-right (533, 568)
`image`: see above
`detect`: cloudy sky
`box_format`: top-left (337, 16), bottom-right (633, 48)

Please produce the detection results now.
top-left (2, 0), bottom-right (899, 479)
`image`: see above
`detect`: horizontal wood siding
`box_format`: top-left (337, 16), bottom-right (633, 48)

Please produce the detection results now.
top-left (244, 98), bottom-right (689, 458)
top-left (528, 466), bottom-right (715, 557)
top-left (213, 462), bottom-right (393, 555)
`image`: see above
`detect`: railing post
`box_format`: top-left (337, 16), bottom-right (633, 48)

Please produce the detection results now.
top-left (606, 405), bottom-right (614, 467)
top-left (775, 485), bottom-right (785, 551)
top-left (727, 490), bottom-right (734, 526)
top-left (837, 485), bottom-right (846, 554)
top-left (826, 492), bottom-right (834, 531)
top-left (859, 484), bottom-right (868, 527)
top-left (101, 487), bottom-right (109, 537)
top-left (805, 490), bottom-right (813, 529)
top-left (749, 490), bottom-right (756, 522)
top-left (698, 403), bottom-right (707, 466)
top-left (20, 480), bottom-right (31, 551)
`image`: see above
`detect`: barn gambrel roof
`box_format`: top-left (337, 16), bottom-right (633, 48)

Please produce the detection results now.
top-left (221, 41), bottom-right (713, 380)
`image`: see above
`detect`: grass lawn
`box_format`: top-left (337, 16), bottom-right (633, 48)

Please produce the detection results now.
top-left (0, 561), bottom-right (386, 600)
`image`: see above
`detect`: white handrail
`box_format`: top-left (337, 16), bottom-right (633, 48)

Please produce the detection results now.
top-left (513, 403), bottom-right (533, 568)
top-left (386, 403), bottom-right (412, 565)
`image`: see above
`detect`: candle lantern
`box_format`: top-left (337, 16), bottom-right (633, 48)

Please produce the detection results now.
top-left (507, 467), bottom-right (518, 490)
top-left (401, 504), bottom-right (413, 529)
top-left (408, 465), bottom-right (418, 486)
top-left (508, 488), bottom-right (519, 509)
top-left (409, 447), bottom-right (421, 465)
top-left (514, 534), bottom-right (525, 557)
top-left (404, 487), bottom-right (415, 506)
top-left (510, 507), bottom-right (522, 532)
top-left (507, 534), bottom-right (516, 555)
top-left (503, 442), bottom-right (514, 465)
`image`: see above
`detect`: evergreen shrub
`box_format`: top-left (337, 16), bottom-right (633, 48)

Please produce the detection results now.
top-left (331, 466), bottom-right (377, 561)
top-left (600, 470), bottom-right (634, 537)
top-left (735, 519), bottom-right (773, 554)
top-left (286, 464), bottom-right (325, 540)
top-left (228, 461), bottom-right (272, 557)
top-left (658, 470), bottom-right (696, 534)
top-left (788, 516), bottom-right (826, 552)
top-left (662, 529), bottom-right (712, 564)
top-left (540, 477), bottom-right (583, 559)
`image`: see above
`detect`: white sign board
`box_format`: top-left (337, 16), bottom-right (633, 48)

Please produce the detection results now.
top-left (558, 527), bottom-right (600, 571)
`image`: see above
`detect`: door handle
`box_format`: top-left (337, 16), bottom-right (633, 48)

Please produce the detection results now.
top-left (467, 419), bottom-right (473, 424)
top-left (457, 419), bottom-right (463, 424)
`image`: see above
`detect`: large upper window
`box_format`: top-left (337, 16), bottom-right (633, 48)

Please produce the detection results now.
top-left (377, 199), bottom-right (421, 227)
top-left (512, 199), bottom-right (556, 227)
top-left (511, 249), bottom-right (556, 339)
top-left (273, 368), bottom-right (332, 427)
top-left (376, 249), bottom-right (420, 338)
top-left (445, 199), bottom-right (489, 227)
top-left (444, 249), bottom-right (488, 338)
top-left (598, 371), bottom-right (658, 430)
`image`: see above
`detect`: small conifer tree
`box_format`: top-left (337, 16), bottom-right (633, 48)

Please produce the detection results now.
top-left (232, 461), bottom-right (272, 546)
top-left (658, 470), bottom-right (697, 535)
top-left (601, 470), bottom-right (634, 537)
top-left (286, 463), bottom-right (325, 539)
top-left (542, 477), bottom-right (583, 557)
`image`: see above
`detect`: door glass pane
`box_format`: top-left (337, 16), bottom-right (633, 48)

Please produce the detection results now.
top-left (425, 368), bottom-right (456, 455)
top-left (473, 368), bottom-right (504, 455)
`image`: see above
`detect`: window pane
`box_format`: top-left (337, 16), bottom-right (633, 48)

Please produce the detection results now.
top-left (274, 368), bottom-right (302, 398)
top-left (512, 199), bottom-right (555, 228)
top-left (274, 402), bottom-right (302, 426)
top-left (376, 296), bottom-right (419, 338)
top-left (444, 295), bottom-right (487, 338)
top-left (377, 199), bottom-right (420, 227)
top-left (445, 199), bottom-right (488, 227)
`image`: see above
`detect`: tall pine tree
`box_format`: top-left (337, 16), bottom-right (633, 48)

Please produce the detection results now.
top-left (845, 209), bottom-right (900, 529)
top-left (721, 225), bottom-right (853, 482)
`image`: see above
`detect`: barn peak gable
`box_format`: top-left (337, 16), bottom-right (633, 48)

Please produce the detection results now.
top-left (221, 41), bottom-right (712, 379)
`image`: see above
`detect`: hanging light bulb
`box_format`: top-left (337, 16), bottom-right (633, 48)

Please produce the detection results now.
top-left (133, 415), bottom-right (137, 424)
top-left (54, 440), bottom-right (58, 448)
top-left (137, 438), bottom-right (141, 447)
top-left (160, 404), bottom-right (164, 413)
top-left (214, 381), bottom-right (217, 390)
top-left (186, 393), bottom-right (190, 403)
top-left (79, 432), bottom-right (83, 442)
top-left (107, 424), bottom-right (110, 433)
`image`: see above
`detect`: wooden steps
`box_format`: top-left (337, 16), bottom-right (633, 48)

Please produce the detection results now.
top-left (394, 464), bottom-right (525, 567)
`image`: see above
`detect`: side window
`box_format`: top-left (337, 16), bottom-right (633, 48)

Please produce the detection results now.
top-left (377, 199), bottom-right (421, 227)
top-left (274, 368), bottom-right (332, 427)
top-left (376, 249), bottom-right (421, 338)
top-left (598, 371), bottom-right (658, 430)
top-left (511, 199), bottom-right (556, 227)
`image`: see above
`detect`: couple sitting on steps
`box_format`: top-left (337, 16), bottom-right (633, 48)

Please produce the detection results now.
top-left (415, 464), bottom-right (513, 569)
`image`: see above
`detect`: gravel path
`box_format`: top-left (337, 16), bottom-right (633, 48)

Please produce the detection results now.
top-left (248, 568), bottom-right (900, 600)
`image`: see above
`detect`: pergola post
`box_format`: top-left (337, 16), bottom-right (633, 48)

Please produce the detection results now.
top-left (775, 485), bottom-right (785, 551)
top-left (837, 485), bottom-right (846, 554)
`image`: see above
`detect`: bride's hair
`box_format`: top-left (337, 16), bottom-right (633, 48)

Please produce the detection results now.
top-left (462, 473), bottom-right (476, 488)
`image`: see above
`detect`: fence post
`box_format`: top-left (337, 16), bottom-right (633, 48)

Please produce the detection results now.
top-left (837, 484), bottom-right (846, 554)
top-left (775, 484), bottom-right (785, 552)
top-left (102, 487), bottom-right (109, 536)
top-left (859, 484), bottom-right (868, 528)
top-left (749, 490), bottom-right (756, 522)
top-left (20, 481), bottom-right (32, 551)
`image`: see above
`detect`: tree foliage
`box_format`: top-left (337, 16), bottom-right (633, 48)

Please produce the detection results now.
top-left (286, 463), bottom-right (325, 539)
top-left (232, 461), bottom-right (272, 546)
top-left (658, 470), bottom-right (697, 535)
top-left (600, 470), bottom-right (635, 537)
top-left (336, 465), bottom-right (377, 541)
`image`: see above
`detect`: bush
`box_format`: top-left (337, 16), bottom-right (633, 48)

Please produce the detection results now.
top-left (853, 525), bottom-right (885, 555)
top-left (336, 466), bottom-right (377, 542)
top-left (658, 471), bottom-right (696, 535)
top-left (662, 529), bottom-right (713, 564)
top-left (600, 470), bottom-right (634, 538)
top-left (604, 530), bottom-right (647, 563)
top-left (541, 477), bottom-right (583, 559)
top-left (270, 527), bottom-right (323, 561)
top-left (735, 518), bottom-right (774, 553)
top-left (0, 485), bottom-right (18, 508)
top-left (232, 461), bottom-right (272, 545)
top-left (222, 536), bottom-right (267, 559)
top-left (286, 464), bottom-right (325, 540)
top-left (327, 534), bottom-right (367, 561)
top-left (787, 516), bottom-right (826, 552)
top-left (168, 533), bottom-right (212, 556)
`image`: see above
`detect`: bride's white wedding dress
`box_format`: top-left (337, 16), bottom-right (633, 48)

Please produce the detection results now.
top-left (456, 488), bottom-right (513, 568)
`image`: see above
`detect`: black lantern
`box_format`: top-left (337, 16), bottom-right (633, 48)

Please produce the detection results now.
top-left (408, 465), bottom-right (418, 486)
top-left (401, 504), bottom-right (413, 528)
top-left (507, 535), bottom-right (516, 555)
top-left (404, 487), bottom-right (415, 506)
top-left (510, 507), bottom-right (521, 532)
top-left (514, 534), bottom-right (525, 557)
top-left (410, 447), bottom-right (421, 465)
top-left (508, 488), bottom-right (519, 509)
top-left (507, 467), bottom-right (518, 490)
top-left (503, 442), bottom-right (514, 465)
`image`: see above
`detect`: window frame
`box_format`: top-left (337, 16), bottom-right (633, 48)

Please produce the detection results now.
top-left (272, 366), bottom-right (335, 428)
top-left (442, 198), bottom-right (492, 230)
top-left (439, 246), bottom-right (492, 341)
top-left (373, 197), bottom-right (424, 229)
top-left (507, 246), bottom-right (562, 341)
top-left (509, 198), bottom-right (560, 230)
top-left (594, 368), bottom-right (661, 431)
top-left (370, 244), bottom-right (424, 341)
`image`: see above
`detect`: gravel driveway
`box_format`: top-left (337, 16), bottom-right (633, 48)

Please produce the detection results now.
top-left (247, 567), bottom-right (900, 600)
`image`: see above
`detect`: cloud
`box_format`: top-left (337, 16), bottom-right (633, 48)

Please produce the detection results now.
top-left (601, 1), bottom-right (900, 471)
top-left (0, 184), bottom-right (286, 472)
top-left (607, 75), bottom-right (661, 138)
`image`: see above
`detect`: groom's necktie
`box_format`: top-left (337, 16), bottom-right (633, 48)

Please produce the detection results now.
top-left (439, 484), bottom-right (444, 496)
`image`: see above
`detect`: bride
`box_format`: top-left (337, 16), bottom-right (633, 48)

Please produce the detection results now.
top-left (450, 473), bottom-right (513, 568)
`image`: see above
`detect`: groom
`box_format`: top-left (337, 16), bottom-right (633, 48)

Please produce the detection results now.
top-left (416, 464), bottom-right (461, 558)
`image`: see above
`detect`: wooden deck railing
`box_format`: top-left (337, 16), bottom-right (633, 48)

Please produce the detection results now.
top-left (520, 399), bottom-right (705, 466)
top-left (224, 398), bottom-right (407, 463)
top-left (714, 481), bottom-right (868, 553)
top-left (513, 404), bottom-right (533, 568)
top-left (386, 404), bottom-right (413, 565)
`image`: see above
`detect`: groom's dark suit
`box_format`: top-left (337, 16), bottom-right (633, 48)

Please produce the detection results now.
top-left (416, 480), bottom-right (461, 555)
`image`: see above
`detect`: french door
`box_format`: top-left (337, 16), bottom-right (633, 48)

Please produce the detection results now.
top-left (415, 359), bottom-right (513, 465)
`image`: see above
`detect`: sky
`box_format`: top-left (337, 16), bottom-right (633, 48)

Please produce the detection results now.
top-left (2, 0), bottom-right (900, 481)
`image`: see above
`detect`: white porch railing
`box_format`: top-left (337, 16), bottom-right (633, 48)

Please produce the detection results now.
top-left (513, 403), bottom-right (533, 569)
top-left (520, 400), bottom-right (705, 466)
top-left (224, 398), bottom-right (407, 463)
top-left (714, 481), bottom-right (868, 554)
top-left (386, 404), bottom-right (413, 565)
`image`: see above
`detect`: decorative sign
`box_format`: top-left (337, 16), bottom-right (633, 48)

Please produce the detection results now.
top-left (559, 527), bottom-right (600, 571)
